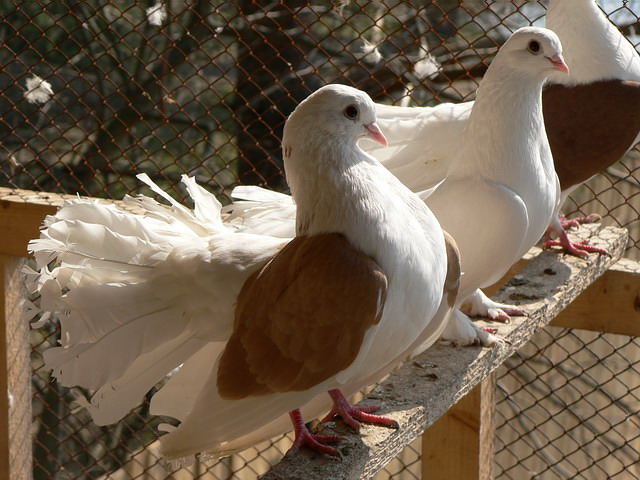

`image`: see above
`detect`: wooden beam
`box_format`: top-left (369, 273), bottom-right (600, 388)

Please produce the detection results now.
top-left (551, 258), bottom-right (640, 336)
top-left (261, 225), bottom-right (627, 479)
top-left (0, 255), bottom-right (32, 479)
top-left (0, 188), bottom-right (65, 257)
top-left (0, 259), bottom-right (9, 480)
top-left (422, 372), bottom-right (496, 480)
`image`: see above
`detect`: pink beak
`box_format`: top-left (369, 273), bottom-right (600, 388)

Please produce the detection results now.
top-left (548, 53), bottom-right (570, 75)
top-left (365, 122), bottom-right (388, 147)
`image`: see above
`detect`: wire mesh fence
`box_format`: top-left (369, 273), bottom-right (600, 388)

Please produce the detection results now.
top-left (5, 0), bottom-right (637, 478)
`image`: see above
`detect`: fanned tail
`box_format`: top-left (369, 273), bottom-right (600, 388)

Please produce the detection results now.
top-left (223, 185), bottom-right (296, 238)
top-left (26, 175), bottom-right (282, 424)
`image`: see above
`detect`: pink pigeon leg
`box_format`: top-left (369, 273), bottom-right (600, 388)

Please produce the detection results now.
top-left (543, 227), bottom-right (609, 259)
top-left (322, 389), bottom-right (399, 431)
top-left (559, 213), bottom-right (601, 230)
top-left (285, 409), bottom-right (343, 457)
top-left (462, 289), bottom-right (526, 323)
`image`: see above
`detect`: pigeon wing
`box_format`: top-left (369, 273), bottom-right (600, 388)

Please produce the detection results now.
top-left (543, 79), bottom-right (640, 190)
top-left (217, 232), bottom-right (388, 399)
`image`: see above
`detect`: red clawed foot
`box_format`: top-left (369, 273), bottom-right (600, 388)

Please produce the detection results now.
top-left (322, 389), bottom-right (399, 432)
top-left (286, 409), bottom-right (343, 457)
top-left (559, 213), bottom-right (601, 230)
top-left (544, 228), bottom-right (608, 259)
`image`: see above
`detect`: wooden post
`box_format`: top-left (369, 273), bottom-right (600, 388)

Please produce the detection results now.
top-left (551, 259), bottom-right (640, 336)
top-left (421, 372), bottom-right (496, 480)
top-left (0, 256), bottom-right (32, 479)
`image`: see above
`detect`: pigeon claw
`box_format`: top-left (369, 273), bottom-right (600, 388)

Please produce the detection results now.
top-left (544, 238), bottom-right (608, 259)
top-left (287, 410), bottom-right (343, 457)
top-left (559, 213), bottom-right (601, 230)
top-left (324, 389), bottom-right (399, 432)
top-left (285, 431), bottom-right (343, 458)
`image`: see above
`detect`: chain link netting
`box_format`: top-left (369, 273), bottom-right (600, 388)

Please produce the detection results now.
top-left (6, 1), bottom-right (637, 478)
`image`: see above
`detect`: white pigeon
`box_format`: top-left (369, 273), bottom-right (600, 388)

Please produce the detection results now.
top-left (357, 0), bottom-right (640, 321)
top-left (26, 84), bottom-right (460, 462)
top-left (541, 0), bottom-right (640, 257)
top-left (422, 27), bottom-right (566, 344)
top-left (227, 27), bottom-right (568, 346)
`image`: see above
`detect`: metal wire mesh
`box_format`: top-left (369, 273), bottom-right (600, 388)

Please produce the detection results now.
top-left (495, 328), bottom-right (640, 480)
top-left (11, 1), bottom-right (637, 478)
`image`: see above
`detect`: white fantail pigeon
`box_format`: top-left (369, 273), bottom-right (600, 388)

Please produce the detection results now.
top-left (26, 84), bottom-right (461, 462)
top-left (226, 27), bottom-right (568, 346)
top-left (366, 0), bottom-right (640, 260)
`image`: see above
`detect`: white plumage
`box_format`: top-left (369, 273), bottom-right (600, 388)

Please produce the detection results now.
top-left (27, 85), bottom-right (456, 462)
top-left (357, 1), bottom-right (640, 315)
top-left (545, 0), bottom-right (640, 85)
top-left (227, 27), bottom-right (567, 345)
top-left (424, 27), bottom-right (564, 344)
top-left (26, 174), bottom-right (286, 426)
top-left (365, 0), bottom-right (640, 188)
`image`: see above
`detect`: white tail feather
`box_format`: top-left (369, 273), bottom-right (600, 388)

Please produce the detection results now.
top-left (27, 175), bottom-right (283, 431)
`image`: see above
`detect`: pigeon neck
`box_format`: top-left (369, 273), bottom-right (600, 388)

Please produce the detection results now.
top-left (452, 66), bottom-right (552, 184)
top-left (285, 139), bottom-right (442, 263)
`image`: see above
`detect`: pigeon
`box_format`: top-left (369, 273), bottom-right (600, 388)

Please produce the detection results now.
top-left (541, 0), bottom-right (640, 257)
top-left (421, 27), bottom-right (565, 344)
top-left (227, 27), bottom-right (568, 346)
top-left (26, 84), bottom-right (460, 462)
top-left (365, 0), bottom-right (640, 259)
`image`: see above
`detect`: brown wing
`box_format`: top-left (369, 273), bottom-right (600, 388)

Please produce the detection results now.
top-left (217, 233), bottom-right (388, 400)
top-left (442, 231), bottom-right (461, 309)
top-left (543, 79), bottom-right (640, 190)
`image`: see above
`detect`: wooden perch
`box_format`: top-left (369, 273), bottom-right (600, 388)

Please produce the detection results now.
top-left (261, 225), bottom-right (629, 480)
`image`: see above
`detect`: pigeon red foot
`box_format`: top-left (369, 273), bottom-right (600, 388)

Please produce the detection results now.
top-left (286, 389), bottom-right (398, 457)
top-left (286, 409), bottom-right (343, 457)
top-left (559, 213), bottom-right (601, 230)
top-left (544, 225), bottom-right (608, 259)
top-left (323, 389), bottom-right (399, 432)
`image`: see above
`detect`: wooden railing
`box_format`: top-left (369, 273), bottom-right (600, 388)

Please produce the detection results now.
top-left (0, 186), bottom-right (637, 480)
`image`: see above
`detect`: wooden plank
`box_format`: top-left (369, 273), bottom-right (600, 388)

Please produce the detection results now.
top-left (0, 188), bottom-right (67, 257)
top-left (421, 372), bottom-right (495, 480)
top-left (0, 255), bottom-right (32, 479)
top-left (261, 225), bottom-right (627, 480)
top-left (551, 258), bottom-right (640, 336)
top-left (0, 259), bottom-right (10, 480)
top-left (0, 201), bottom-right (58, 257)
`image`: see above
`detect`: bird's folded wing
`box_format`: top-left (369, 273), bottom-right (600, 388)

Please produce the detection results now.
top-left (217, 232), bottom-right (388, 399)
top-left (543, 79), bottom-right (640, 189)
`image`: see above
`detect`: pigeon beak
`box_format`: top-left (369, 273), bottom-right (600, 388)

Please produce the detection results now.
top-left (365, 122), bottom-right (388, 147)
top-left (547, 53), bottom-right (570, 75)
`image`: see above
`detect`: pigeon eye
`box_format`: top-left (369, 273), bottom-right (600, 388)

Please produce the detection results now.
top-left (528, 40), bottom-right (541, 54)
top-left (344, 105), bottom-right (359, 119)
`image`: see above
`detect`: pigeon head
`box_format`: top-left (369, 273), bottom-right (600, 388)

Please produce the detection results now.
top-left (546, 0), bottom-right (640, 85)
top-left (282, 84), bottom-right (388, 161)
top-left (497, 27), bottom-right (569, 79)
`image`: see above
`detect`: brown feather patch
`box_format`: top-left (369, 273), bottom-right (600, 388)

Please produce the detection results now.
top-left (543, 79), bottom-right (640, 190)
top-left (442, 231), bottom-right (461, 308)
top-left (217, 233), bottom-right (388, 400)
